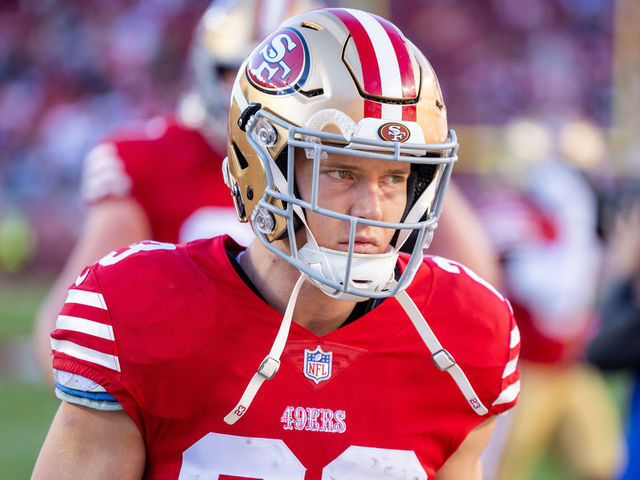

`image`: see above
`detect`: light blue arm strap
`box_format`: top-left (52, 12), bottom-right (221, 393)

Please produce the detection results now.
top-left (53, 368), bottom-right (123, 411)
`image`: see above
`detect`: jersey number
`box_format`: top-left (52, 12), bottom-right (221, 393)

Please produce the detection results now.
top-left (98, 241), bottom-right (176, 266)
top-left (178, 432), bottom-right (428, 479)
top-left (432, 256), bottom-right (505, 301)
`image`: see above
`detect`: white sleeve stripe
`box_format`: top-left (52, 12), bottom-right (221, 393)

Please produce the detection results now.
top-left (509, 326), bottom-right (520, 348)
top-left (56, 315), bottom-right (114, 341)
top-left (492, 380), bottom-right (520, 406)
top-left (502, 356), bottom-right (519, 378)
top-left (65, 289), bottom-right (107, 310)
top-left (51, 339), bottom-right (121, 372)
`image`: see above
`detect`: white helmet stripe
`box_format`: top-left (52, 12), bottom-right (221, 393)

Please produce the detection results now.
top-left (345, 9), bottom-right (404, 100)
top-left (326, 8), bottom-right (417, 121)
top-left (382, 103), bottom-right (404, 120)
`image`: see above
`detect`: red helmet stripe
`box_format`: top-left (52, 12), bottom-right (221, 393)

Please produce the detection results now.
top-left (328, 9), bottom-right (418, 121)
top-left (327, 8), bottom-right (383, 118)
top-left (376, 17), bottom-right (416, 99)
top-left (375, 17), bottom-right (417, 121)
top-left (402, 104), bottom-right (417, 122)
top-left (365, 99), bottom-right (382, 118)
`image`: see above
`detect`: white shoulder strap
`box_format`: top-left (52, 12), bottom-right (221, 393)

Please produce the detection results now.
top-left (395, 290), bottom-right (489, 416)
top-left (225, 273), bottom-right (307, 424)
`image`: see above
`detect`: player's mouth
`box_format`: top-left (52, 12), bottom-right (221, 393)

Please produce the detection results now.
top-left (337, 237), bottom-right (381, 254)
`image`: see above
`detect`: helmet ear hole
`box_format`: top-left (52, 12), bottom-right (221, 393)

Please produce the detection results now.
top-left (273, 149), bottom-right (304, 241)
top-left (395, 159), bottom-right (439, 253)
top-left (412, 163), bottom-right (438, 205)
top-left (274, 149), bottom-right (289, 178)
top-left (232, 142), bottom-right (249, 170)
top-left (405, 161), bottom-right (438, 216)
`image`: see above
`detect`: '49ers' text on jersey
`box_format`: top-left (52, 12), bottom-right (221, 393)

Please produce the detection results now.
top-left (51, 236), bottom-right (520, 479)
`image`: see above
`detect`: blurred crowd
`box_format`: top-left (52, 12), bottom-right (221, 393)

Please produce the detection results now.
top-left (1, 0), bottom-right (640, 478)
top-left (1, 0), bottom-right (630, 274)
top-left (0, 0), bottom-right (210, 271)
top-left (393, 0), bottom-right (614, 125)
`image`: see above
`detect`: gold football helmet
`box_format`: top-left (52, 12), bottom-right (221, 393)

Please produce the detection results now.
top-left (224, 8), bottom-right (458, 300)
top-left (184, 0), bottom-right (320, 134)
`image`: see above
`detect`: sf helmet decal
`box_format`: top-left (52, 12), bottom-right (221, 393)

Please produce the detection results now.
top-left (378, 122), bottom-right (411, 142)
top-left (246, 27), bottom-right (310, 94)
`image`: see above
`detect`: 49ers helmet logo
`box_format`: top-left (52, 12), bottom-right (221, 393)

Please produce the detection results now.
top-left (378, 123), bottom-right (411, 142)
top-left (247, 27), bottom-right (310, 94)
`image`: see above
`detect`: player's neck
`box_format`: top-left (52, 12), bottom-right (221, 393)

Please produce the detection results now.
top-left (240, 241), bottom-right (357, 336)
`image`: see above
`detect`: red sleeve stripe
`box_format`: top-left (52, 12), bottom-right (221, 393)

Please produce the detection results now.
top-left (491, 380), bottom-right (520, 406)
top-left (51, 338), bottom-right (121, 372)
top-left (56, 315), bottom-right (114, 341)
top-left (59, 302), bottom-right (109, 323)
top-left (66, 289), bottom-right (107, 310)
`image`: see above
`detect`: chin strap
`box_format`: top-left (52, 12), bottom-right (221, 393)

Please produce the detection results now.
top-left (395, 289), bottom-right (488, 416)
top-left (225, 274), bottom-right (488, 424)
top-left (224, 273), bottom-right (307, 425)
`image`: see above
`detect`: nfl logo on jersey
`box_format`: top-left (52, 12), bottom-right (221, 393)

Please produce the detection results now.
top-left (303, 346), bottom-right (332, 384)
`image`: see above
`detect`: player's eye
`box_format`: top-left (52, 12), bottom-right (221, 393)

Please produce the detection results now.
top-left (383, 174), bottom-right (408, 186)
top-left (326, 169), bottom-right (351, 180)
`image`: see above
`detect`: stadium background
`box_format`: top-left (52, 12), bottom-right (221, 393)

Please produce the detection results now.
top-left (0, 0), bottom-right (637, 477)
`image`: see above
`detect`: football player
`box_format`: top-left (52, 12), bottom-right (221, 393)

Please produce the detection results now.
top-left (463, 159), bottom-right (622, 479)
top-left (33, 8), bottom-right (519, 479)
top-left (32, 0), bottom-right (318, 384)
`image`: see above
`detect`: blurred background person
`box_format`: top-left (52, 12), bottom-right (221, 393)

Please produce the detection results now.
top-left (458, 116), bottom-right (623, 480)
top-left (588, 187), bottom-right (640, 480)
top-left (391, 1), bottom-right (638, 477)
top-left (1, 0), bottom-right (638, 478)
top-left (30, 0), bottom-right (320, 384)
top-left (30, 0), bottom-right (504, 387)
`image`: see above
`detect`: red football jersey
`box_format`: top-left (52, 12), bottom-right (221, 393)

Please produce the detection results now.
top-left (81, 116), bottom-right (253, 245)
top-left (51, 236), bottom-right (519, 479)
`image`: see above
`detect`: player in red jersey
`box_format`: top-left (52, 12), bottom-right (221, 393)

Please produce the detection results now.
top-left (33, 8), bottom-right (519, 479)
top-left (461, 162), bottom-right (621, 479)
top-left (32, 0), bottom-right (319, 383)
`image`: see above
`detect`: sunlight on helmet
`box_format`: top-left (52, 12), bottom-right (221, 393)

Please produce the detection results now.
top-left (180, 0), bottom-right (322, 142)
top-left (224, 8), bottom-right (457, 300)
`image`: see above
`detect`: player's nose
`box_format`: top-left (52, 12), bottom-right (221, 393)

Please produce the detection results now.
top-left (350, 178), bottom-right (383, 221)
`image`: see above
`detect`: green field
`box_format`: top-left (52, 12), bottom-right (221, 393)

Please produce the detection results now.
top-left (0, 275), bottom-right (58, 478)
top-left (0, 380), bottom-right (58, 478)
